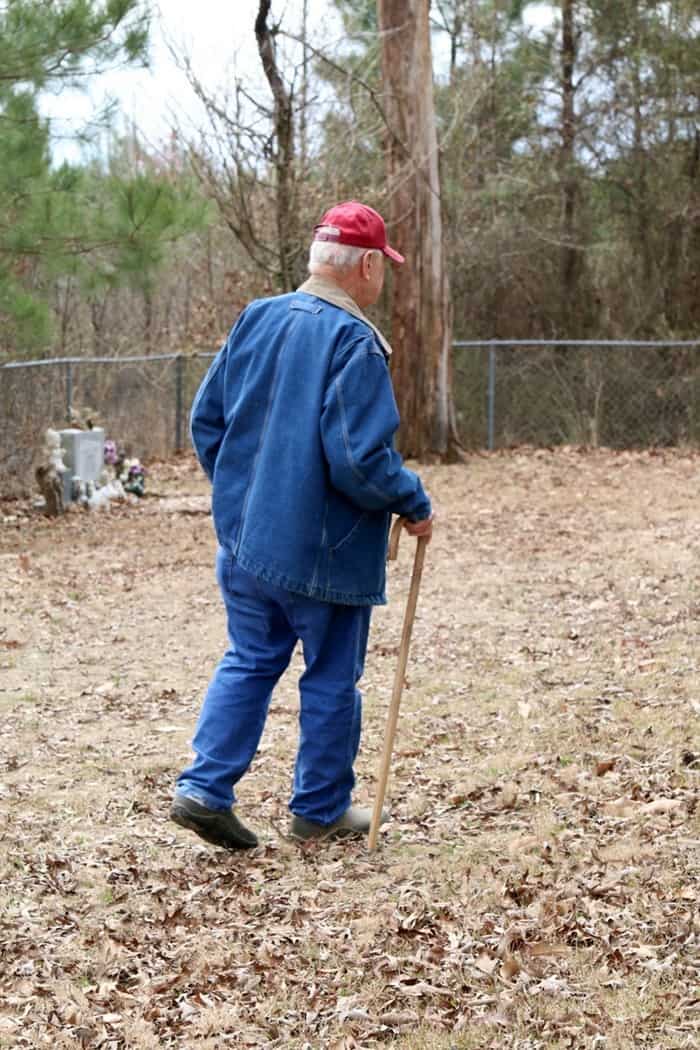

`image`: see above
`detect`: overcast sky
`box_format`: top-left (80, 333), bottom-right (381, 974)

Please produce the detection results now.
top-left (44, 0), bottom-right (555, 163)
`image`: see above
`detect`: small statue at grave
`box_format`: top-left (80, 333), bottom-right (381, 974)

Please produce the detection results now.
top-left (35, 429), bottom-right (66, 517)
top-left (122, 459), bottom-right (146, 497)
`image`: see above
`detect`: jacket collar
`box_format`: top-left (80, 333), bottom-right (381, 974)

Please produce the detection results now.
top-left (297, 275), bottom-right (392, 357)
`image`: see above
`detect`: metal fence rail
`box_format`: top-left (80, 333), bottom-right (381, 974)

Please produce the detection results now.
top-left (1, 340), bottom-right (699, 495)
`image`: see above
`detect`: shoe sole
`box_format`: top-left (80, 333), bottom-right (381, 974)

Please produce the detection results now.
top-left (289, 809), bottom-right (389, 842)
top-left (289, 825), bottom-right (362, 842)
top-left (170, 805), bottom-right (257, 850)
top-left (289, 816), bottom-right (369, 842)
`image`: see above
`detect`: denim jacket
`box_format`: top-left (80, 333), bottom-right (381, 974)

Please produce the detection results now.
top-left (190, 289), bottom-right (431, 605)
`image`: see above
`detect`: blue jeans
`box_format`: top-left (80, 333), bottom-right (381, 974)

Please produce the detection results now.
top-left (176, 548), bottom-right (372, 825)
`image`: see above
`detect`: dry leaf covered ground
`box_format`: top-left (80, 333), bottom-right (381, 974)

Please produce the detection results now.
top-left (1, 449), bottom-right (699, 1050)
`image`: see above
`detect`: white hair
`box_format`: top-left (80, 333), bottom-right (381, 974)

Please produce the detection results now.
top-left (309, 241), bottom-right (372, 274)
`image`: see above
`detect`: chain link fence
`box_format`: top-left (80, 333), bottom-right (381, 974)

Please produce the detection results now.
top-left (1, 341), bottom-right (698, 496)
top-left (453, 340), bottom-right (699, 450)
top-left (0, 352), bottom-right (215, 495)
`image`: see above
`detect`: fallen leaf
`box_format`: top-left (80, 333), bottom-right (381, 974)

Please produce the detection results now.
top-left (474, 953), bottom-right (499, 976)
top-left (641, 798), bottom-right (682, 814)
top-left (341, 1009), bottom-right (371, 1023)
top-left (507, 834), bottom-right (540, 856)
top-left (378, 1010), bottom-right (419, 1026)
top-left (600, 797), bottom-right (638, 817)
top-left (538, 976), bottom-right (570, 996)
top-left (528, 943), bottom-right (570, 958)
top-left (499, 783), bottom-right (518, 810)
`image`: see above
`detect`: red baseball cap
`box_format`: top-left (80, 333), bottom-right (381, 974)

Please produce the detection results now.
top-left (313, 200), bottom-right (405, 264)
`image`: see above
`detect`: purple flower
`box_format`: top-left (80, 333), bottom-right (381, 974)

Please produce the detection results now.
top-left (104, 440), bottom-right (118, 465)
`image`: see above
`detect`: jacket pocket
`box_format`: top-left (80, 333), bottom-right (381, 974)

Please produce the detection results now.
top-left (329, 512), bottom-right (368, 554)
top-left (326, 509), bottom-right (389, 598)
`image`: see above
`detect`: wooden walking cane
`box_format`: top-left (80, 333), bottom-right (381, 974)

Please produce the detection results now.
top-left (368, 516), bottom-right (428, 850)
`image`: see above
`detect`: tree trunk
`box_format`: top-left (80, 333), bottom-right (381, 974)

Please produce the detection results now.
top-left (377, 0), bottom-right (460, 460)
top-left (255, 0), bottom-right (296, 292)
top-left (143, 288), bottom-right (153, 352)
top-left (560, 0), bottom-right (579, 331)
top-left (90, 295), bottom-right (108, 353)
top-left (57, 275), bottom-right (75, 355)
top-left (631, 47), bottom-right (653, 298)
top-left (300, 0), bottom-right (309, 169)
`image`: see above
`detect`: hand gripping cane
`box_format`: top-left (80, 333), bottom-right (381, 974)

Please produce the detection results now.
top-left (368, 516), bottom-right (428, 850)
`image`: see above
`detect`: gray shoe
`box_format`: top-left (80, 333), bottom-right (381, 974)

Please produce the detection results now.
top-left (170, 794), bottom-right (258, 850)
top-left (290, 804), bottom-right (389, 841)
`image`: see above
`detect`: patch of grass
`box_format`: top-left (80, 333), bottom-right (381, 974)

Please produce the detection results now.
top-left (15, 691), bottom-right (38, 704)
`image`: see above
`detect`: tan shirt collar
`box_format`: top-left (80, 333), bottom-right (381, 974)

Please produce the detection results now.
top-left (297, 275), bottom-right (392, 357)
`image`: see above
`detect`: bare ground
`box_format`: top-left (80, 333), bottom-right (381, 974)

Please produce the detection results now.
top-left (1, 448), bottom-right (699, 1050)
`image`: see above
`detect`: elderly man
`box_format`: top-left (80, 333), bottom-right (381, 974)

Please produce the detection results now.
top-left (171, 201), bottom-right (432, 849)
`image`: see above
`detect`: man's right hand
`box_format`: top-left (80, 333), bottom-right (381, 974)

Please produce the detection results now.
top-left (403, 515), bottom-right (433, 543)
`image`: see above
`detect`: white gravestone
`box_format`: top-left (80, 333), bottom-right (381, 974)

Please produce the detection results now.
top-left (58, 428), bottom-right (105, 504)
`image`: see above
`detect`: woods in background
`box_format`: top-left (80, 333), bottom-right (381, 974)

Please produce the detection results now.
top-left (1, 1), bottom-right (698, 455)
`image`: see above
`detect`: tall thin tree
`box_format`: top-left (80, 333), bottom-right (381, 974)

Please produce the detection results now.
top-left (560, 0), bottom-right (580, 330)
top-left (377, 0), bottom-right (460, 460)
top-left (255, 0), bottom-right (297, 291)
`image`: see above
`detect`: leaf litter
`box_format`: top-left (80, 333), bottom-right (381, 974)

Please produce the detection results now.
top-left (0, 448), bottom-right (699, 1049)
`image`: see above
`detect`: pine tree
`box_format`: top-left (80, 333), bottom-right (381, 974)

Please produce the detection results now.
top-left (0, 1), bottom-right (209, 359)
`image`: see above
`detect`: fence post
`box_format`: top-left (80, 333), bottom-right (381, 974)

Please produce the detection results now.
top-left (487, 344), bottom-right (497, 451)
top-left (65, 360), bottom-right (73, 423)
top-left (174, 354), bottom-right (184, 451)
